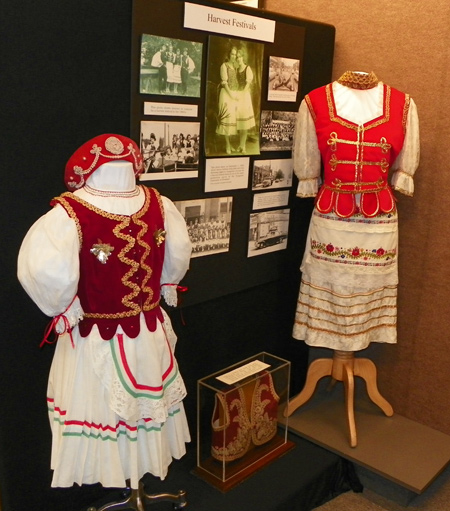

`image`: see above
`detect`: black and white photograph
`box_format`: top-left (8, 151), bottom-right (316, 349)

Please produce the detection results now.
top-left (174, 197), bottom-right (233, 257)
top-left (140, 34), bottom-right (203, 98)
top-left (247, 209), bottom-right (290, 257)
top-left (260, 110), bottom-right (296, 152)
top-left (267, 56), bottom-right (300, 102)
top-left (204, 35), bottom-right (264, 157)
top-left (252, 158), bottom-right (293, 190)
top-left (140, 120), bottom-right (200, 180)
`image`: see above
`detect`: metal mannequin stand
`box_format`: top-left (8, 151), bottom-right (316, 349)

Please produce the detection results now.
top-left (87, 480), bottom-right (187, 510)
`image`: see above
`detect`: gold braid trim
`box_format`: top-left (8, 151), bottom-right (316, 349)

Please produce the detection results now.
top-left (58, 187), bottom-right (149, 221)
top-left (151, 186), bottom-right (165, 222)
top-left (114, 218), bottom-right (142, 314)
top-left (304, 94), bottom-right (316, 122)
top-left (56, 188), bottom-right (161, 315)
top-left (54, 186), bottom-right (151, 247)
top-left (52, 196), bottom-right (83, 247)
top-left (402, 94), bottom-right (410, 135)
top-left (83, 299), bottom-right (160, 320)
top-left (300, 279), bottom-right (397, 299)
top-left (297, 299), bottom-right (396, 319)
top-left (324, 177), bottom-right (388, 194)
top-left (299, 290), bottom-right (397, 309)
top-left (326, 83), bottom-right (391, 132)
top-left (294, 319), bottom-right (397, 336)
top-left (134, 200), bottom-right (153, 310)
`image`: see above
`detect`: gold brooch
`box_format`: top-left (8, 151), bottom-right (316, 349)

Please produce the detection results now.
top-left (154, 228), bottom-right (166, 247)
top-left (90, 240), bottom-right (114, 264)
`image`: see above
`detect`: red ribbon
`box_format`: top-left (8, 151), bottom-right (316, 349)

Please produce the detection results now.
top-left (161, 284), bottom-right (188, 324)
top-left (161, 283), bottom-right (188, 293)
top-left (40, 308), bottom-right (75, 349)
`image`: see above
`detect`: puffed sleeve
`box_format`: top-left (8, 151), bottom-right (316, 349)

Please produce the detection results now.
top-left (292, 99), bottom-right (322, 197)
top-left (160, 196), bottom-right (192, 306)
top-left (391, 97), bottom-right (420, 196)
top-left (17, 204), bottom-right (83, 327)
top-left (219, 63), bottom-right (229, 84)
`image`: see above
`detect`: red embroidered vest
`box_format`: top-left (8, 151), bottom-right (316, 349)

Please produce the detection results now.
top-left (211, 372), bottom-right (279, 462)
top-left (306, 83), bottom-right (410, 218)
top-left (51, 186), bottom-right (165, 339)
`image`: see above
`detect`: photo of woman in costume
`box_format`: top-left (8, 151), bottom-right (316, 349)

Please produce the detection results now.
top-left (216, 46), bottom-right (238, 154)
top-left (205, 35), bottom-right (263, 157)
top-left (235, 48), bottom-right (256, 154)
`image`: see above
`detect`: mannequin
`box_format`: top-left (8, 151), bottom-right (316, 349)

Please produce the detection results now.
top-left (286, 72), bottom-right (420, 446)
top-left (18, 135), bottom-right (190, 509)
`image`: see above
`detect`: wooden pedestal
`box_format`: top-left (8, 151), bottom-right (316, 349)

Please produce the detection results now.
top-left (284, 351), bottom-right (393, 447)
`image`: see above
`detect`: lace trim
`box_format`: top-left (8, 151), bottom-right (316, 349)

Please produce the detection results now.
top-left (91, 321), bottom-right (186, 423)
top-left (392, 185), bottom-right (413, 197)
top-left (110, 369), bottom-right (186, 423)
top-left (297, 192), bottom-right (317, 198)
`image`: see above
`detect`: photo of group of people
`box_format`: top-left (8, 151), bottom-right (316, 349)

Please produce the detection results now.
top-left (260, 110), bottom-right (296, 152)
top-left (140, 120), bottom-right (200, 180)
top-left (136, 23), bottom-right (302, 257)
top-left (174, 197), bottom-right (233, 257)
top-left (204, 35), bottom-right (264, 157)
top-left (140, 34), bottom-right (203, 98)
top-left (268, 56), bottom-right (300, 102)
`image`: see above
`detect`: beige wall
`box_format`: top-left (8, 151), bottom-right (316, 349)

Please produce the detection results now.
top-left (267, 0), bottom-right (450, 435)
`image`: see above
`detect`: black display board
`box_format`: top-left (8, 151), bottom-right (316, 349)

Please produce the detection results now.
top-left (1, 1), bottom-right (334, 509)
top-left (131, 0), bottom-right (335, 306)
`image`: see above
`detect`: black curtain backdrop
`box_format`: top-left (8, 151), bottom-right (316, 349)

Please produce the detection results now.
top-left (0, 1), bottom-right (333, 510)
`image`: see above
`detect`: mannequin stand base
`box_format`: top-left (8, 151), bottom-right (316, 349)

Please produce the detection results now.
top-left (87, 480), bottom-right (187, 511)
top-left (284, 351), bottom-right (393, 447)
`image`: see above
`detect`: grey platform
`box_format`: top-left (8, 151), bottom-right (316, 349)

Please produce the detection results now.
top-left (280, 379), bottom-right (450, 504)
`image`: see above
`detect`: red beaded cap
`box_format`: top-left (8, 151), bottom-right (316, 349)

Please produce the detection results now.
top-left (64, 134), bottom-right (143, 190)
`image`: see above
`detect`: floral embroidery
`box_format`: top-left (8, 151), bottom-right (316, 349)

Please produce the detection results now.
top-left (211, 372), bottom-right (279, 462)
top-left (311, 239), bottom-right (396, 267)
top-left (211, 396), bottom-right (252, 462)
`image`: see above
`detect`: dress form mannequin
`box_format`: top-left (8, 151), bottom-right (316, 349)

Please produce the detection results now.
top-left (18, 135), bottom-right (191, 510)
top-left (286, 72), bottom-right (419, 446)
top-left (79, 163), bottom-right (188, 510)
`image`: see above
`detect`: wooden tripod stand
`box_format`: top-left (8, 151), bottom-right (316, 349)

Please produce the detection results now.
top-left (284, 350), bottom-right (394, 447)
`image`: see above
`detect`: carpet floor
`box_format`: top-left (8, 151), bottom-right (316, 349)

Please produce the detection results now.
top-left (313, 462), bottom-right (450, 511)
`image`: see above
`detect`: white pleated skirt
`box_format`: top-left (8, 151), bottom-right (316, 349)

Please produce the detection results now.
top-left (47, 311), bottom-right (190, 489)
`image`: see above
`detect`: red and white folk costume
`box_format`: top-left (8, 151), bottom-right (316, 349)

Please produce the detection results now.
top-left (292, 72), bottom-right (420, 351)
top-left (18, 135), bottom-right (192, 489)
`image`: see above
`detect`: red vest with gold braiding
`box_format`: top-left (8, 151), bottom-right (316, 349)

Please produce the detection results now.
top-left (306, 83), bottom-right (410, 218)
top-left (51, 186), bottom-right (165, 339)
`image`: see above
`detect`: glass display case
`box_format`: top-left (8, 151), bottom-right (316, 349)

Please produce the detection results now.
top-left (196, 352), bottom-right (293, 491)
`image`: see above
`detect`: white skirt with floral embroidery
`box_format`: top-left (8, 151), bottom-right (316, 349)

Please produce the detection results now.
top-left (293, 209), bottom-right (399, 351)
